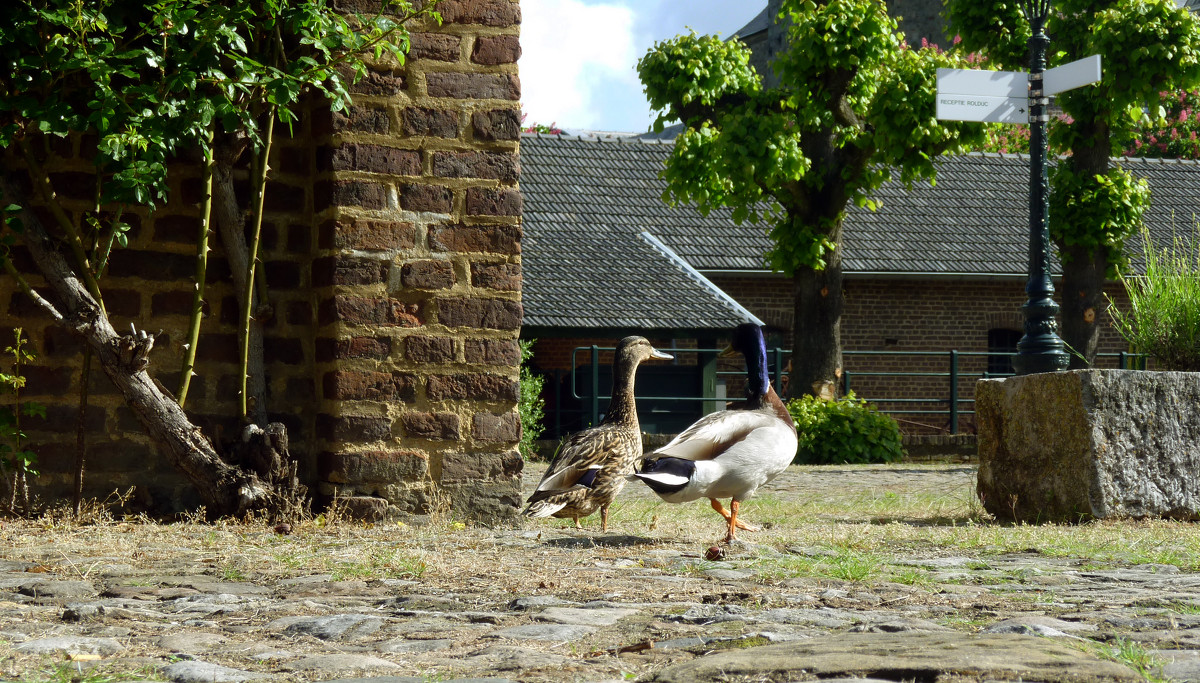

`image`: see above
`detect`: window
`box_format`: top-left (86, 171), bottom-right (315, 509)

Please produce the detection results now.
top-left (987, 328), bottom-right (1022, 376)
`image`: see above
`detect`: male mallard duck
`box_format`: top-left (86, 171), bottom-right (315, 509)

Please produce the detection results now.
top-left (523, 336), bottom-right (673, 531)
top-left (630, 323), bottom-right (798, 543)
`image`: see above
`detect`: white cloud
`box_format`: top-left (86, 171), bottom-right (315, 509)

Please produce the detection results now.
top-left (519, 0), bottom-right (644, 131)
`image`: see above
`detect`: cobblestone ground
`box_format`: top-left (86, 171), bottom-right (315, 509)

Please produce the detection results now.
top-left (0, 463), bottom-right (1198, 682)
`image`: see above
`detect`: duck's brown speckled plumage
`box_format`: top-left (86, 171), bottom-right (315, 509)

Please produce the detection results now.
top-left (522, 337), bottom-right (671, 530)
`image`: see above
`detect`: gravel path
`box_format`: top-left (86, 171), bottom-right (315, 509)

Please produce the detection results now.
top-left (0, 463), bottom-right (1198, 682)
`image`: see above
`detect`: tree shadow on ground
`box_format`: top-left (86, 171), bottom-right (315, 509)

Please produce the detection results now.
top-left (544, 534), bottom-right (660, 549)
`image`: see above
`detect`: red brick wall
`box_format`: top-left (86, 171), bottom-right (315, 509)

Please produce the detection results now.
top-left (0, 1), bottom-right (523, 520)
top-left (710, 273), bottom-right (1138, 434)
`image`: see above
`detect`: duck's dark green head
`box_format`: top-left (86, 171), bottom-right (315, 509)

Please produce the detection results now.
top-left (725, 323), bottom-right (770, 399)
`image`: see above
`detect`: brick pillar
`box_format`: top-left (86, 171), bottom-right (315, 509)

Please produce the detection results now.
top-left (314, 0), bottom-right (523, 522)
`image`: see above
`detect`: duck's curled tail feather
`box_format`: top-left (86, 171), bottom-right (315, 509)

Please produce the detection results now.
top-left (522, 499), bottom-right (568, 519)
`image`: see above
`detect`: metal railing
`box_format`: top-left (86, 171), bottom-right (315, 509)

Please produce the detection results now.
top-left (562, 345), bottom-right (1148, 435)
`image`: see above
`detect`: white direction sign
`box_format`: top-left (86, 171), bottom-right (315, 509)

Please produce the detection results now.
top-left (1044, 55), bottom-right (1102, 96)
top-left (937, 95), bottom-right (1029, 124)
top-left (937, 68), bottom-right (1027, 98)
top-left (935, 55), bottom-right (1102, 125)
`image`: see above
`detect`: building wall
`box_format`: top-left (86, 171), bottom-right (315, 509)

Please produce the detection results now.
top-left (0, 0), bottom-right (524, 520)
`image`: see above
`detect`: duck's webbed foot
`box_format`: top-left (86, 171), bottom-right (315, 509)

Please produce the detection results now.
top-left (710, 498), bottom-right (759, 543)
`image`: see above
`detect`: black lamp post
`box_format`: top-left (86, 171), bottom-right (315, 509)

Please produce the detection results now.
top-left (1012, 0), bottom-right (1070, 376)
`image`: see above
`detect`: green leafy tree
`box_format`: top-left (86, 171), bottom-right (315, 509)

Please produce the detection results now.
top-left (1126, 89), bottom-right (1200, 158)
top-left (637, 0), bottom-right (984, 399)
top-left (947, 0), bottom-right (1200, 366)
top-left (0, 0), bottom-right (434, 517)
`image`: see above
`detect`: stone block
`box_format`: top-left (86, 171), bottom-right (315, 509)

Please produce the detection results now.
top-left (976, 370), bottom-right (1200, 522)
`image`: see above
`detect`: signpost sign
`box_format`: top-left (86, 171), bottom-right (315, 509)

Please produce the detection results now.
top-left (935, 26), bottom-right (1102, 375)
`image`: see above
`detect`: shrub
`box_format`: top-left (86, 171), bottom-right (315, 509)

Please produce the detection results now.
top-left (518, 340), bottom-right (546, 460)
top-left (1, 328), bottom-right (44, 512)
top-left (1109, 226), bottom-right (1200, 371)
top-left (786, 393), bottom-right (904, 465)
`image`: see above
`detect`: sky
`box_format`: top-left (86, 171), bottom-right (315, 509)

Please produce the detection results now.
top-left (518, 0), bottom-right (765, 134)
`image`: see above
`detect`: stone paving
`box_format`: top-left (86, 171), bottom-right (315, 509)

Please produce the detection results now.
top-left (0, 463), bottom-right (1198, 682)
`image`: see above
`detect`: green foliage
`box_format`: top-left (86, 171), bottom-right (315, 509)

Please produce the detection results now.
top-left (1049, 164), bottom-right (1150, 275)
top-left (0, 0), bottom-right (436, 209)
top-left (0, 328), bottom-right (45, 499)
top-left (786, 393), bottom-right (904, 465)
top-left (636, 0), bottom-right (985, 276)
top-left (518, 340), bottom-right (545, 460)
top-left (1126, 89), bottom-right (1200, 158)
top-left (1109, 226), bottom-right (1200, 370)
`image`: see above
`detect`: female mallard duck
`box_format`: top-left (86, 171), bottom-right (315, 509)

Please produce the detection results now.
top-left (630, 323), bottom-right (797, 543)
top-left (523, 336), bottom-right (673, 531)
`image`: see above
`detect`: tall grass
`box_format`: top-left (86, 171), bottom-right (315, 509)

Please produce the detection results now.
top-left (1109, 226), bottom-right (1200, 371)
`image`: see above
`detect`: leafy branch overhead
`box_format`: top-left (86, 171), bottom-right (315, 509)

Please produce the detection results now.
top-left (637, 0), bottom-right (985, 277)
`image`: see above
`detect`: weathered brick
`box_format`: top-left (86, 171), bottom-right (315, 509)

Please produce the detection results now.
top-left (196, 333), bottom-right (239, 363)
top-left (265, 260), bottom-right (302, 289)
top-left (428, 373), bottom-right (518, 402)
top-left (153, 214), bottom-right (203, 244)
top-left (321, 144), bottom-right (421, 176)
top-left (401, 107), bottom-right (460, 138)
top-left (107, 251), bottom-right (196, 282)
top-left (277, 147), bottom-right (311, 175)
top-left (471, 109), bottom-right (520, 141)
top-left (315, 336), bottom-right (392, 362)
top-left (471, 34), bottom-right (521, 65)
top-left (432, 151), bottom-right (519, 182)
top-left (437, 297), bottom-right (522, 330)
top-left (401, 412), bottom-right (460, 440)
top-left (286, 222), bottom-right (312, 254)
top-left (465, 187), bottom-right (522, 216)
top-left (348, 69), bottom-right (407, 96)
top-left (406, 336), bottom-right (455, 363)
top-left (316, 414), bottom-right (394, 442)
top-left (315, 180), bottom-right (389, 210)
top-left (263, 182), bottom-right (306, 212)
top-left (323, 370), bottom-right (416, 401)
top-left (313, 255), bottom-right (390, 286)
top-left (319, 449), bottom-right (428, 484)
top-left (399, 184), bottom-right (454, 213)
top-left (426, 72), bottom-right (520, 101)
top-left (328, 105), bottom-right (391, 134)
top-left (20, 365), bottom-right (74, 397)
top-left (429, 223), bottom-right (520, 255)
top-left (285, 301), bottom-right (312, 325)
top-left (471, 262), bottom-right (521, 291)
top-left (24, 404), bottom-right (107, 434)
top-left (441, 448), bottom-right (521, 481)
top-left (320, 296), bottom-right (424, 327)
top-left (41, 325), bottom-right (85, 358)
top-left (410, 32), bottom-right (461, 61)
top-left (401, 260), bottom-right (454, 289)
top-left (104, 288), bottom-right (143, 317)
top-left (152, 291), bottom-right (210, 317)
top-left (464, 338), bottom-right (520, 365)
top-left (320, 218), bottom-right (416, 251)
top-left (439, 0), bottom-right (521, 27)
top-left (264, 337), bottom-right (304, 365)
top-left (472, 411), bottom-right (521, 442)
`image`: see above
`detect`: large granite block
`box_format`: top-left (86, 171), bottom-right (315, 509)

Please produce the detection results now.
top-left (976, 370), bottom-right (1200, 522)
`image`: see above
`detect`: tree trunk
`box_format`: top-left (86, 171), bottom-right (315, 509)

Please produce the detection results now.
top-left (1059, 244), bottom-right (1108, 368)
top-left (791, 246), bottom-right (844, 400)
top-left (211, 139), bottom-right (268, 425)
top-left (2, 174), bottom-right (272, 518)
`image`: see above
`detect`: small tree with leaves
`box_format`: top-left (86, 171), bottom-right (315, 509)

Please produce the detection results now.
top-left (0, 0), bottom-right (435, 517)
top-left (637, 0), bottom-right (984, 398)
top-left (947, 0), bottom-right (1200, 366)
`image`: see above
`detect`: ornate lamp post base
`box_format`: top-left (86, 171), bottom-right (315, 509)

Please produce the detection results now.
top-left (1014, 0), bottom-right (1070, 376)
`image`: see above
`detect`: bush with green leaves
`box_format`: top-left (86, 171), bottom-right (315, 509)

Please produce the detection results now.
top-left (1109, 227), bottom-right (1200, 370)
top-left (787, 393), bottom-right (904, 465)
top-left (518, 340), bottom-right (545, 460)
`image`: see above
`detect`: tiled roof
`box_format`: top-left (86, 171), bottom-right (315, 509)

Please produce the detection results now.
top-left (520, 135), bottom-right (765, 331)
top-left (520, 134), bottom-right (1200, 287)
top-left (732, 8), bottom-right (769, 38)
